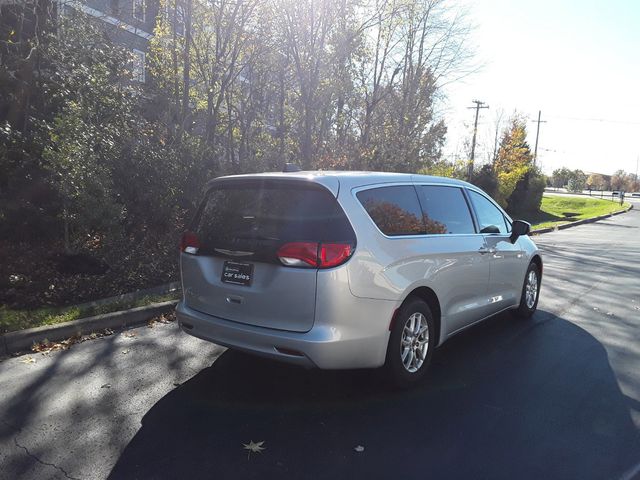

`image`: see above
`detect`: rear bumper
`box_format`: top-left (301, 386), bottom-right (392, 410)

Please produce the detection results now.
top-left (176, 301), bottom-right (391, 369)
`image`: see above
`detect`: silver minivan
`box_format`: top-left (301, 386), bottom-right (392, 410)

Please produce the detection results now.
top-left (176, 171), bottom-right (542, 386)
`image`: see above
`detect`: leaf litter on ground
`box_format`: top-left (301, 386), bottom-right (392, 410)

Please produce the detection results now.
top-left (147, 312), bottom-right (176, 328)
top-left (243, 440), bottom-right (266, 459)
top-left (30, 328), bottom-right (116, 355)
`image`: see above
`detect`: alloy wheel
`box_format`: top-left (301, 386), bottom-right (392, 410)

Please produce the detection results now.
top-left (400, 312), bottom-right (430, 373)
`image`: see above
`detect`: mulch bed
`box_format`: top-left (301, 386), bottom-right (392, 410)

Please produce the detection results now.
top-left (0, 231), bottom-right (180, 309)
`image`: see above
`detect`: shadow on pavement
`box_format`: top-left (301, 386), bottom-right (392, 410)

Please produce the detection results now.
top-left (109, 311), bottom-right (640, 480)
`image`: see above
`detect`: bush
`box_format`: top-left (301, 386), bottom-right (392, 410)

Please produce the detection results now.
top-left (471, 164), bottom-right (498, 198)
top-left (507, 169), bottom-right (545, 214)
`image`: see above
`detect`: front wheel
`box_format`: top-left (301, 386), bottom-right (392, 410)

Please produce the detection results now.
top-left (383, 299), bottom-right (435, 389)
top-left (512, 262), bottom-right (541, 319)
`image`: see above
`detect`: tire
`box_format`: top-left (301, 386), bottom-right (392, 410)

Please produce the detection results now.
top-left (383, 298), bottom-right (436, 389)
top-left (512, 262), bottom-right (541, 319)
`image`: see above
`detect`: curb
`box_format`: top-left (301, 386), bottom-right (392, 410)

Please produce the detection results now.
top-left (70, 281), bottom-right (180, 311)
top-left (530, 203), bottom-right (633, 235)
top-left (1, 300), bottom-right (178, 357)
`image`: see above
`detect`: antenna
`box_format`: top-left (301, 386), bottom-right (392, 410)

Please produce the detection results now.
top-left (283, 163), bottom-right (302, 173)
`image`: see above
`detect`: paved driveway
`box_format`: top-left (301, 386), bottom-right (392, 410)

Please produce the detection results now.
top-left (1, 207), bottom-right (639, 480)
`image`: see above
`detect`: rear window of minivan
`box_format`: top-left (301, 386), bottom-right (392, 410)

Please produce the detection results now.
top-left (193, 180), bottom-right (355, 260)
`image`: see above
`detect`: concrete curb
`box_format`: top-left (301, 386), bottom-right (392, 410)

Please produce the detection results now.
top-left (71, 281), bottom-right (180, 311)
top-left (1, 300), bottom-right (178, 356)
top-left (530, 203), bottom-right (633, 235)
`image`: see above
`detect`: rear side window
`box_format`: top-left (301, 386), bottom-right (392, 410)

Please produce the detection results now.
top-left (194, 181), bottom-right (355, 259)
top-left (417, 186), bottom-right (475, 234)
top-left (468, 190), bottom-right (510, 234)
top-left (356, 185), bottom-right (425, 236)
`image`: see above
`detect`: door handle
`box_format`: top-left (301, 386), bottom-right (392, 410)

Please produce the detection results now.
top-left (478, 247), bottom-right (496, 255)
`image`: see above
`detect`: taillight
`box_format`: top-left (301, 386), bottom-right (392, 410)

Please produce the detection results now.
top-left (276, 242), bottom-right (319, 267)
top-left (180, 231), bottom-right (200, 254)
top-left (277, 242), bottom-right (353, 268)
top-left (319, 243), bottom-right (352, 268)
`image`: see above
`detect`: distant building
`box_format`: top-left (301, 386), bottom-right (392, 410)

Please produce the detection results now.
top-left (1, 0), bottom-right (186, 83)
top-left (61, 0), bottom-right (165, 83)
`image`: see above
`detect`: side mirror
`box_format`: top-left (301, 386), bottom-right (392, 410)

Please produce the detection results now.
top-left (510, 220), bottom-right (531, 243)
top-left (480, 225), bottom-right (501, 234)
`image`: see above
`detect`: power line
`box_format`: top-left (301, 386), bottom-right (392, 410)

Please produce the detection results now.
top-left (467, 100), bottom-right (489, 179)
top-left (545, 115), bottom-right (640, 125)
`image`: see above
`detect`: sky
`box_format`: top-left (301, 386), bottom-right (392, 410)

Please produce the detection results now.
top-left (442, 0), bottom-right (640, 176)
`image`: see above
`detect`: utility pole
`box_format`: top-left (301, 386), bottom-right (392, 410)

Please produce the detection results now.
top-left (468, 100), bottom-right (489, 180)
top-left (532, 110), bottom-right (546, 167)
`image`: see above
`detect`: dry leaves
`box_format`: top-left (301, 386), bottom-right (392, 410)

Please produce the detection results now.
top-left (30, 328), bottom-right (115, 355)
top-left (243, 440), bottom-right (266, 458)
top-left (20, 356), bottom-right (36, 364)
top-left (147, 312), bottom-right (176, 328)
top-left (32, 334), bottom-right (82, 354)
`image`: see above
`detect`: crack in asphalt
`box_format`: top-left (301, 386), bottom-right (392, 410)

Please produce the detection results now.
top-left (2, 419), bottom-right (82, 480)
top-left (13, 436), bottom-right (82, 480)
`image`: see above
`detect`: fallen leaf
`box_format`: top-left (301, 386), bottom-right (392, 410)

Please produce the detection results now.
top-left (124, 331), bottom-right (137, 338)
top-left (101, 384), bottom-right (112, 389)
top-left (20, 356), bottom-right (36, 364)
top-left (354, 445), bottom-right (365, 453)
top-left (243, 440), bottom-right (266, 458)
top-left (121, 349), bottom-right (130, 355)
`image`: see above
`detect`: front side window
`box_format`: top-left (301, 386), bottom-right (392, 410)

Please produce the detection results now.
top-left (133, 0), bottom-right (145, 22)
top-left (417, 186), bottom-right (475, 234)
top-left (468, 190), bottom-right (509, 234)
top-left (357, 185), bottom-right (426, 236)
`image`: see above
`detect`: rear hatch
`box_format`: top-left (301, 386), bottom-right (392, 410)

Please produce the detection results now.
top-left (180, 178), bottom-right (356, 332)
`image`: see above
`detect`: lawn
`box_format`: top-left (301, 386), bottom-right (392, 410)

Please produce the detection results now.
top-left (0, 291), bottom-right (180, 334)
top-left (524, 195), bottom-right (631, 230)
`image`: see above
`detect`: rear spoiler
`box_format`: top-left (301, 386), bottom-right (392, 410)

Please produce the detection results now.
top-left (204, 174), bottom-right (340, 198)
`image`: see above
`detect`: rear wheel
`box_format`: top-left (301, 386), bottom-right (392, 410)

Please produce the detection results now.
top-left (383, 299), bottom-right (435, 389)
top-left (512, 262), bottom-right (541, 319)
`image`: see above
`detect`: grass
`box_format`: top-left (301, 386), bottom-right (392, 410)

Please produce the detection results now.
top-left (525, 195), bottom-right (631, 230)
top-left (0, 291), bottom-right (180, 334)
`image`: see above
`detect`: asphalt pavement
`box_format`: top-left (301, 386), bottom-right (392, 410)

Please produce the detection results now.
top-left (1, 204), bottom-right (640, 480)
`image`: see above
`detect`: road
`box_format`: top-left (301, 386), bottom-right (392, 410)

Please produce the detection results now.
top-left (1, 205), bottom-right (639, 480)
top-left (545, 188), bottom-right (639, 204)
